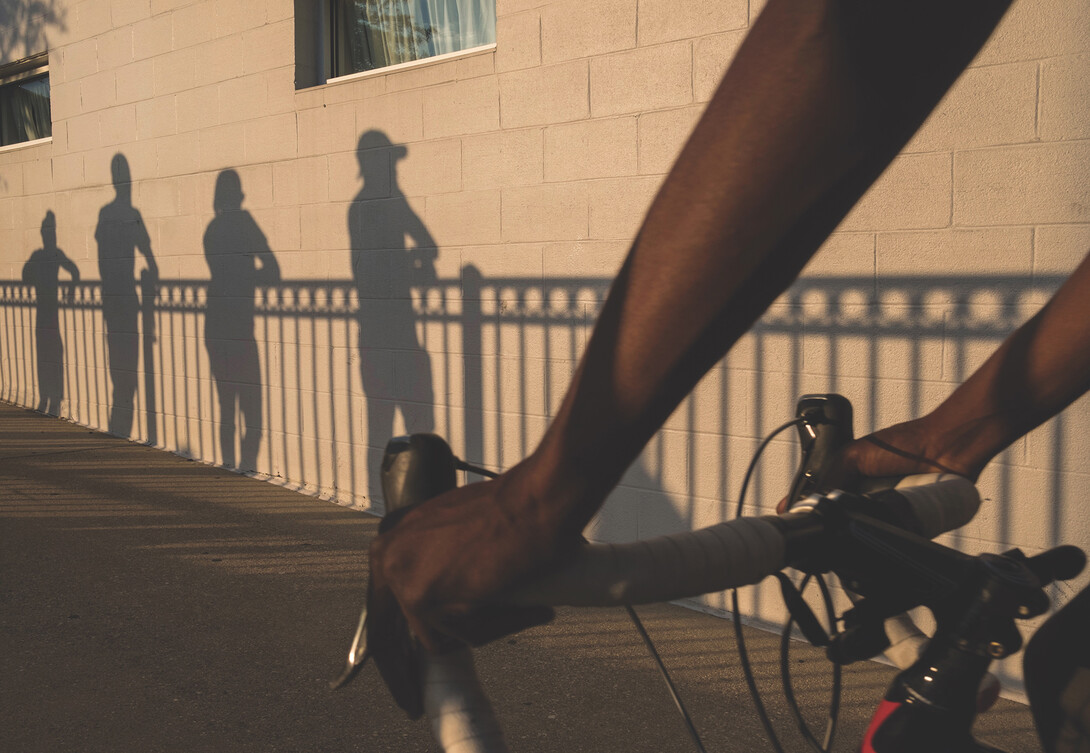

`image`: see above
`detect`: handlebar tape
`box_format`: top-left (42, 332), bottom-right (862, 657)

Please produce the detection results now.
top-left (510, 517), bottom-right (787, 607)
top-left (892, 473), bottom-right (981, 539)
top-left (424, 647), bottom-right (509, 753)
top-left (511, 475), bottom-right (979, 608)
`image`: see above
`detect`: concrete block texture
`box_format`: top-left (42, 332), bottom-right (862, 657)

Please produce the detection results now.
top-left (544, 116), bottom-right (637, 182)
top-left (97, 26), bottom-right (135, 71)
top-left (135, 96), bottom-right (176, 140)
top-left (955, 142), bottom-right (1090, 226)
top-left (974, 0), bottom-right (1090, 67)
top-left (637, 105), bottom-right (702, 175)
top-left (170, 1), bottom-right (215, 49)
top-left (500, 60), bottom-right (589, 128)
top-left (876, 227), bottom-right (1035, 279)
top-left (110, 0), bottom-right (151, 27)
top-left (590, 41), bottom-right (693, 116)
top-left (131, 13), bottom-right (173, 61)
top-left (462, 128), bottom-right (544, 189)
top-left (76, 0), bottom-right (114, 40)
top-left (587, 175), bottom-right (660, 239)
top-left (49, 81), bottom-right (82, 121)
top-left (1035, 225), bottom-right (1090, 275)
top-left (153, 47), bottom-right (197, 96)
top-left (426, 189), bottom-right (502, 246)
top-left (501, 182), bottom-right (589, 242)
top-left (1, 0), bottom-right (1088, 680)
top-left (115, 59), bottom-right (155, 105)
top-left (906, 61), bottom-right (1038, 153)
top-left (637, 0), bottom-right (747, 47)
top-left (81, 70), bottom-right (118, 111)
top-left (495, 10), bottom-right (540, 72)
top-left (422, 77), bottom-right (500, 139)
top-left (1039, 54), bottom-right (1090, 141)
top-left (540, 0), bottom-right (636, 63)
top-left (840, 153), bottom-right (953, 231)
top-left (693, 30), bottom-right (747, 102)
top-left (397, 138), bottom-right (463, 197)
top-left (242, 19), bottom-right (294, 76)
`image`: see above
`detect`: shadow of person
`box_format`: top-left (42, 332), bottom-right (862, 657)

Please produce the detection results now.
top-left (95, 154), bottom-right (157, 437)
top-left (22, 210), bottom-right (79, 415)
top-left (349, 130), bottom-right (437, 494)
top-left (203, 169), bottom-right (280, 472)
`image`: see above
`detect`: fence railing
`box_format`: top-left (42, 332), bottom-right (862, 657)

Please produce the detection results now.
top-left (0, 270), bottom-right (1067, 544)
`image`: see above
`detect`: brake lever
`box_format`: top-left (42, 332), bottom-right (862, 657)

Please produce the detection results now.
top-left (332, 433), bottom-right (460, 691)
top-left (330, 605), bottom-right (370, 689)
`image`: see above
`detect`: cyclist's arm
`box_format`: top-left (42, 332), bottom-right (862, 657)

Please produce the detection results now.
top-left (371, 0), bottom-right (1014, 651)
top-left (493, 0), bottom-right (1014, 545)
top-left (837, 250), bottom-right (1090, 484)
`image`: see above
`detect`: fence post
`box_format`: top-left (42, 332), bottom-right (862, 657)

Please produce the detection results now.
top-left (141, 269), bottom-right (157, 445)
top-left (461, 264), bottom-right (483, 468)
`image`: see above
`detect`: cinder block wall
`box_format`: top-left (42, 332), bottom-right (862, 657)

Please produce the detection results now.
top-left (1, 0), bottom-right (1088, 696)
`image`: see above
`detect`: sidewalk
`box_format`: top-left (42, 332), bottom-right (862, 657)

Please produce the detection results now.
top-left (0, 402), bottom-right (1040, 752)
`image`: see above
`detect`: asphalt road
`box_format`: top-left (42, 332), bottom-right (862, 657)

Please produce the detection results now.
top-left (0, 403), bottom-right (1041, 752)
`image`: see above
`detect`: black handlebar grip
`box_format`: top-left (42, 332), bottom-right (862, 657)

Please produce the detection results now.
top-left (1027, 545), bottom-right (1086, 585)
top-left (787, 393), bottom-right (854, 506)
top-left (381, 434), bottom-right (458, 514)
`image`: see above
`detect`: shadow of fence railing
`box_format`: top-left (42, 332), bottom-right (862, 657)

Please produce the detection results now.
top-left (0, 270), bottom-right (1069, 555)
top-left (4, 268), bottom-right (1078, 697)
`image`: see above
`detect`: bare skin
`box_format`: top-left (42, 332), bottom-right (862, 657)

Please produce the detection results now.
top-left (366, 0), bottom-right (1017, 717)
top-left (832, 250), bottom-right (1090, 486)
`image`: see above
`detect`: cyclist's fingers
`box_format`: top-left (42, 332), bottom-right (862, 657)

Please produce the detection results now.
top-left (436, 604), bottom-right (556, 648)
top-left (366, 570), bottom-right (427, 719)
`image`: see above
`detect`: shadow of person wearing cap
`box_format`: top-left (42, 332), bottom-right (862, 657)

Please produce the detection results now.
top-left (22, 210), bottom-right (79, 415)
top-left (203, 169), bottom-right (281, 472)
top-left (349, 130), bottom-right (438, 500)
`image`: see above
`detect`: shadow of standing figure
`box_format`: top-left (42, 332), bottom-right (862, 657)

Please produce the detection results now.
top-left (22, 210), bottom-right (79, 415)
top-left (204, 170), bottom-right (280, 472)
top-left (95, 154), bottom-right (157, 437)
top-left (349, 131), bottom-right (437, 485)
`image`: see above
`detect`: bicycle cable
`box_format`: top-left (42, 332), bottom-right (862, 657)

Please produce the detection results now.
top-left (730, 417), bottom-right (806, 753)
top-left (454, 456), bottom-right (708, 750)
top-left (780, 572), bottom-right (841, 752)
top-left (729, 416), bottom-right (846, 753)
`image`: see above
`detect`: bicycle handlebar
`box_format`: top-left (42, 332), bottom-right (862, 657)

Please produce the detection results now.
top-left (425, 474), bottom-right (981, 753)
top-left (511, 473), bottom-right (977, 607)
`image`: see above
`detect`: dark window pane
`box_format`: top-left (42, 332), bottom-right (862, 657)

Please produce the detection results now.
top-left (0, 74), bottom-right (51, 147)
top-left (333, 0), bottom-right (495, 77)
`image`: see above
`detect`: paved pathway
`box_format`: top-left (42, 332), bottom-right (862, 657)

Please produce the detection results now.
top-left (0, 403), bottom-right (1040, 751)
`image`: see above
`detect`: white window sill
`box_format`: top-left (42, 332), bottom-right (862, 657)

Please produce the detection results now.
top-left (0, 136), bottom-right (52, 154)
top-left (325, 43), bottom-right (496, 86)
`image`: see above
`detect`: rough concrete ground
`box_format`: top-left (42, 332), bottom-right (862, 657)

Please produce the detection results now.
top-left (0, 403), bottom-right (1041, 752)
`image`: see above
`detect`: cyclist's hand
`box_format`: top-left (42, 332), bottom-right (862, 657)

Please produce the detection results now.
top-left (776, 417), bottom-right (975, 513)
top-left (366, 472), bottom-right (560, 718)
top-left (828, 417), bottom-right (965, 487)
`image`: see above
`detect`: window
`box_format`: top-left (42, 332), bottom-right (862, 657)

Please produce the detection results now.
top-left (0, 53), bottom-right (51, 147)
top-left (296, 0), bottom-right (496, 87)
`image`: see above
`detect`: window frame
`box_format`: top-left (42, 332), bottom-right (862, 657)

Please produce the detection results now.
top-left (325, 40), bottom-right (495, 85)
top-left (0, 51), bottom-right (52, 151)
top-left (322, 0), bottom-right (496, 84)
